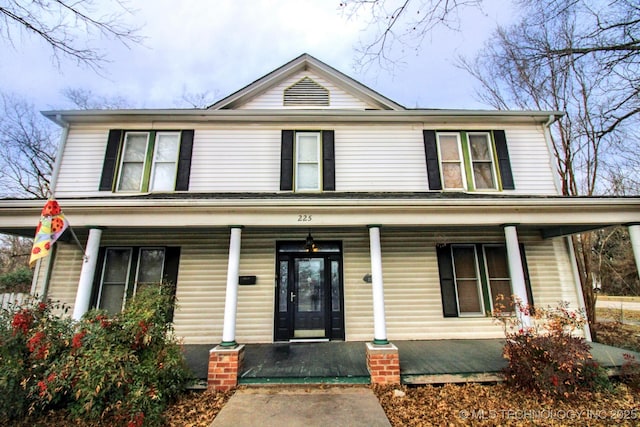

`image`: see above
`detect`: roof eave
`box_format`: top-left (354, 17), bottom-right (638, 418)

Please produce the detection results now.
top-left (41, 109), bottom-right (565, 126)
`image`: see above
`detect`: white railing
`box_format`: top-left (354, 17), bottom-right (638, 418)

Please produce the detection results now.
top-left (0, 292), bottom-right (32, 310)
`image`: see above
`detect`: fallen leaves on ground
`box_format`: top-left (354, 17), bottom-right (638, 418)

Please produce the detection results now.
top-left (162, 388), bottom-right (234, 427)
top-left (373, 382), bottom-right (640, 427)
top-left (594, 321), bottom-right (640, 353)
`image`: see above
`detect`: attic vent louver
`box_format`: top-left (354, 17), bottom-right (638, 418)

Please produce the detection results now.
top-left (284, 77), bottom-right (329, 106)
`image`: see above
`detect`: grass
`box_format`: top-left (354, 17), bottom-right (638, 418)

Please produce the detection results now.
top-left (596, 307), bottom-right (640, 324)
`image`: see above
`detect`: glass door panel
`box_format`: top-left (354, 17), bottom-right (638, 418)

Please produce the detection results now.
top-left (293, 258), bottom-right (325, 338)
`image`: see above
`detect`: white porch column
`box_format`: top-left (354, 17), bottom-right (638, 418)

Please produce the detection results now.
top-left (72, 227), bottom-right (103, 320)
top-left (628, 223), bottom-right (640, 281)
top-left (368, 225), bottom-right (389, 345)
top-left (503, 224), bottom-right (531, 326)
top-left (221, 226), bottom-right (243, 347)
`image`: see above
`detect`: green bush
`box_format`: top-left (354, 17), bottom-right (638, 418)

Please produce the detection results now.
top-left (493, 297), bottom-right (610, 398)
top-left (0, 298), bottom-right (73, 419)
top-left (0, 267), bottom-right (33, 293)
top-left (0, 284), bottom-right (192, 426)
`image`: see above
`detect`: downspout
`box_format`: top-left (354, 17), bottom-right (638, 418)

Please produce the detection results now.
top-left (37, 114), bottom-right (69, 301)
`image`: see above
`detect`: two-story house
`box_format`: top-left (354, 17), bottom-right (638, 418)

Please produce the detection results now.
top-left (1, 54), bottom-right (639, 389)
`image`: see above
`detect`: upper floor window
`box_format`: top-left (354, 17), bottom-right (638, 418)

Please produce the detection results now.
top-left (424, 130), bottom-right (514, 192)
top-left (280, 130), bottom-right (335, 192)
top-left (468, 133), bottom-right (498, 190)
top-left (436, 132), bottom-right (498, 191)
top-left (99, 130), bottom-right (194, 193)
top-left (117, 132), bottom-right (180, 192)
top-left (295, 132), bottom-right (321, 191)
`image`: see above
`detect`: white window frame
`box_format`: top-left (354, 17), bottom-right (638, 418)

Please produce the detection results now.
top-left (97, 247), bottom-right (133, 313)
top-left (466, 132), bottom-right (498, 191)
top-left (116, 132), bottom-right (150, 192)
top-left (482, 244), bottom-right (513, 312)
top-left (294, 131), bottom-right (322, 192)
top-left (149, 132), bottom-right (180, 192)
top-left (132, 247), bottom-right (166, 296)
top-left (436, 132), bottom-right (467, 191)
top-left (451, 244), bottom-right (485, 316)
top-left (116, 131), bottom-right (181, 193)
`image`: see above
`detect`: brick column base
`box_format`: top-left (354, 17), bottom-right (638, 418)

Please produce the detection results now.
top-left (208, 344), bottom-right (245, 391)
top-left (366, 342), bottom-right (400, 384)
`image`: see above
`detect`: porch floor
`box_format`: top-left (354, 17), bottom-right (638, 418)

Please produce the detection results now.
top-left (237, 339), bottom-right (640, 385)
top-left (239, 341), bottom-right (370, 384)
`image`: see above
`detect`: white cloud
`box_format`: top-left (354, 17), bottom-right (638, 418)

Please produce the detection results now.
top-left (1, 0), bottom-right (511, 111)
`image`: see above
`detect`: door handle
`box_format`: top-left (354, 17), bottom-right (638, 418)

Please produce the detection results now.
top-left (290, 292), bottom-right (296, 302)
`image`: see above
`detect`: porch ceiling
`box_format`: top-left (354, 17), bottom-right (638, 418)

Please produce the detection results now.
top-left (0, 195), bottom-right (638, 239)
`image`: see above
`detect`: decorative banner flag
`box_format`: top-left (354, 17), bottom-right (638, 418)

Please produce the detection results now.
top-left (29, 199), bottom-right (69, 267)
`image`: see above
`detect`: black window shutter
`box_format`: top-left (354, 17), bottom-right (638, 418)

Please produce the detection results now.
top-left (436, 245), bottom-right (459, 317)
top-left (322, 130), bottom-right (335, 191)
top-left (99, 130), bottom-right (123, 191)
top-left (163, 247), bottom-right (181, 286)
top-left (175, 130), bottom-right (194, 191)
top-left (89, 248), bottom-right (107, 309)
top-left (519, 244), bottom-right (534, 309)
top-left (493, 130), bottom-right (515, 190)
top-left (280, 130), bottom-right (294, 191)
top-left (163, 247), bottom-right (181, 322)
top-left (423, 130), bottom-right (442, 190)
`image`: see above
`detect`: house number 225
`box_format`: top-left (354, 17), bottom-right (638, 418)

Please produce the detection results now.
top-left (297, 214), bottom-right (313, 222)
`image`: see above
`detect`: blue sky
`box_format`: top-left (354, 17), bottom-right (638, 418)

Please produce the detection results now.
top-left (1, 0), bottom-right (511, 111)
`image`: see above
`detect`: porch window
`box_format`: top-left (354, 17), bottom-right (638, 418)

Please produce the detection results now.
top-left (483, 245), bottom-right (512, 309)
top-left (437, 243), bottom-right (533, 317)
top-left (94, 246), bottom-right (181, 315)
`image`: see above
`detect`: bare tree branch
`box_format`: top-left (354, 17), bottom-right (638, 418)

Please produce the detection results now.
top-left (0, 93), bottom-right (58, 198)
top-left (340, 0), bottom-right (482, 71)
top-left (0, 0), bottom-right (142, 70)
top-left (63, 87), bottom-right (132, 109)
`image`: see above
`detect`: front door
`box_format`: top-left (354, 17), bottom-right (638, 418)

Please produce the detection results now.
top-left (275, 242), bottom-right (344, 341)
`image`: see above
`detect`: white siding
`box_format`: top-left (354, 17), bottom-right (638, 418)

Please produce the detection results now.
top-left (504, 126), bottom-right (559, 195)
top-left (189, 129), bottom-right (281, 192)
top-left (335, 125), bottom-right (428, 192)
top-left (53, 122), bottom-right (558, 197)
top-left (54, 127), bottom-right (109, 197)
top-left (46, 242), bottom-right (85, 310)
top-left (40, 227), bottom-right (580, 344)
top-left (238, 71), bottom-right (376, 110)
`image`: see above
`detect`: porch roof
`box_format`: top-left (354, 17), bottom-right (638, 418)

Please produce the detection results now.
top-left (0, 193), bottom-right (638, 238)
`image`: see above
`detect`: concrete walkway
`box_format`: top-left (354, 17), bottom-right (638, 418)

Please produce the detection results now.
top-left (211, 386), bottom-right (391, 427)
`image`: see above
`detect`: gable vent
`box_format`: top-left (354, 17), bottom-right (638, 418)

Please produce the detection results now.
top-left (283, 77), bottom-right (329, 106)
